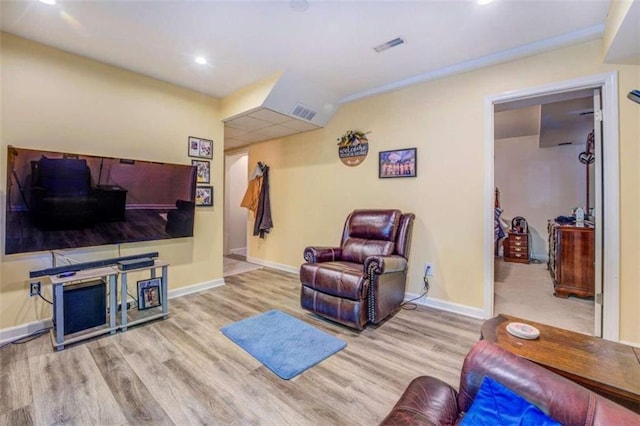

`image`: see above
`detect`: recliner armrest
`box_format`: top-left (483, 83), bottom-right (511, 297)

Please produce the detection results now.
top-left (380, 376), bottom-right (460, 426)
top-left (303, 246), bottom-right (342, 263)
top-left (365, 255), bottom-right (407, 275)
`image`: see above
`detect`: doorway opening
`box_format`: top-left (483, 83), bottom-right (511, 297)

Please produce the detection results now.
top-left (484, 72), bottom-right (620, 341)
top-left (224, 150), bottom-right (263, 277)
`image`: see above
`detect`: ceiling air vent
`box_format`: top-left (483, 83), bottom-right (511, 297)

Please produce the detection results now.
top-left (291, 103), bottom-right (317, 121)
top-left (373, 37), bottom-right (406, 53)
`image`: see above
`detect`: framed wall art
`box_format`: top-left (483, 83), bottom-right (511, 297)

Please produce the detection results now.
top-left (196, 185), bottom-right (213, 207)
top-left (188, 136), bottom-right (213, 159)
top-left (137, 278), bottom-right (162, 310)
top-left (379, 148), bottom-right (417, 178)
top-left (191, 159), bottom-right (211, 184)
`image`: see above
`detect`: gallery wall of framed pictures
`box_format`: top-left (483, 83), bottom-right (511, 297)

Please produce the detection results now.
top-left (188, 136), bottom-right (214, 207)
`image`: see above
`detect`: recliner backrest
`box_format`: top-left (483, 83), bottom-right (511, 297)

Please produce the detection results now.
top-left (33, 157), bottom-right (91, 197)
top-left (340, 209), bottom-right (400, 264)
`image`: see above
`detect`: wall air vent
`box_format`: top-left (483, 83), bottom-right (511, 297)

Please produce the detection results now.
top-left (373, 37), bottom-right (406, 53)
top-left (291, 103), bottom-right (317, 121)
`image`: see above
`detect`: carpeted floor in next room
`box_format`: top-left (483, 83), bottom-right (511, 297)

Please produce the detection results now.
top-left (494, 257), bottom-right (594, 335)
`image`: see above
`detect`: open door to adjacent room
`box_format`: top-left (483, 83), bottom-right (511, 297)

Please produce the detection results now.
top-left (485, 72), bottom-right (620, 341)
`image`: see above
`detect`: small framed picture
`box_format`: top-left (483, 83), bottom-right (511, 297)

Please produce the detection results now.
top-left (137, 278), bottom-right (162, 310)
top-left (191, 160), bottom-right (211, 184)
top-left (379, 148), bottom-right (417, 178)
top-left (188, 136), bottom-right (214, 159)
top-left (195, 185), bottom-right (213, 207)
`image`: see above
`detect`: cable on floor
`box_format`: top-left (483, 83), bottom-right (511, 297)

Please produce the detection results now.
top-left (0, 327), bottom-right (52, 350)
top-left (401, 271), bottom-right (430, 310)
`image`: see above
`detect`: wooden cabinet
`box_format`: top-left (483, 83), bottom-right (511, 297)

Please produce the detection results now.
top-left (504, 231), bottom-right (530, 263)
top-left (547, 221), bottom-right (595, 298)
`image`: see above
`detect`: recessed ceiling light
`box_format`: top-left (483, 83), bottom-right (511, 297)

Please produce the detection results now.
top-left (39, 0), bottom-right (56, 5)
top-left (194, 56), bottom-right (207, 65)
top-left (477, 0), bottom-right (494, 5)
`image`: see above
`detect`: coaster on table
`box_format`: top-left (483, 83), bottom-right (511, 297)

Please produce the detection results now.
top-left (506, 322), bottom-right (540, 339)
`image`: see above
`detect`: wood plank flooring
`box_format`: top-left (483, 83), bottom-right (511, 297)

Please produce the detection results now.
top-left (0, 268), bottom-right (482, 425)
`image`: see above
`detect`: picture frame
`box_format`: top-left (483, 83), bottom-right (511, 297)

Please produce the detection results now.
top-left (137, 278), bottom-right (162, 310)
top-left (191, 159), bottom-right (211, 184)
top-left (188, 136), bottom-right (214, 159)
top-left (379, 148), bottom-right (417, 178)
top-left (195, 185), bottom-right (213, 207)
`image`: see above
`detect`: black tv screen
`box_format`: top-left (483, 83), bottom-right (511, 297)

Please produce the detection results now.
top-left (5, 146), bottom-right (197, 255)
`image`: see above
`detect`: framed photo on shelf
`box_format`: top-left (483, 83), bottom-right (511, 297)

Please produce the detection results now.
top-left (191, 160), bottom-right (211, 184)
top-left (137, 278), bottom-right (162, 310)
top-left (196, 185), bottom-right (213, 207)
top-left (379, 147), bottom-right (417, 178)
top-left (188, 136), bottom-right (214, 159)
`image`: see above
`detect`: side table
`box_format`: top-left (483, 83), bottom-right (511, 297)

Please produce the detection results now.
top-left (481, 314), bottom-right (640, 413)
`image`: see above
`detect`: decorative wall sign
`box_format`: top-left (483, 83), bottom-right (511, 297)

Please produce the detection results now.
top-left (188, 136), bottom-right (213, 159)
top-left (337, 130), bottom-right (370, 167)
top-left (379, 148), bottom-right (417, 178)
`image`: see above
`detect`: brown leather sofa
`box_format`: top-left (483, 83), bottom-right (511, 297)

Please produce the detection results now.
top-left (381, 340), bottom-right (640, 425)
top-left (300, 209), bottom-right (415, 330)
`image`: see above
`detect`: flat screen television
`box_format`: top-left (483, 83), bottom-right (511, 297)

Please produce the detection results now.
top-left (5, 146), bottom-right (197, 255)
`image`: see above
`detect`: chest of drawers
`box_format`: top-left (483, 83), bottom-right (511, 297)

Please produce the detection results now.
top-left (547, 221), bottom-right (595, 298)
top-left (504, 231), bottom-right (530, 263)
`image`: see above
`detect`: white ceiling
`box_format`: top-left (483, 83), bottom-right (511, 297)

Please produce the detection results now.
top-left (1, 0), bottom-right (635, 150)
top-left (494, 95), bottom-right (595, 148)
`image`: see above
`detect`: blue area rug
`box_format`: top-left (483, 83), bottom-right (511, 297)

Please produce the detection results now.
top-left (220, 310), bottom-right (347, 380)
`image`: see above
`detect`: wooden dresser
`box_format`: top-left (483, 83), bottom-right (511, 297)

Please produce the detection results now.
top-left (547, 221), bottom-right (595, 298)
top-left (503, 231), bottom-right (530, 263)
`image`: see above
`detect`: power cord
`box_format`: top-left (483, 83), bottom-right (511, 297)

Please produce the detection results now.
top-left (0, 327), bottom-right (52, 350)
top-left (401, 269), bottom-right (430, 310)
top-left (38, 292), bottom-right (53, 305)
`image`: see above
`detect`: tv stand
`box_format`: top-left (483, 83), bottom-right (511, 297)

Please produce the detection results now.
top-left (48, 260), bottom-right (168, 350)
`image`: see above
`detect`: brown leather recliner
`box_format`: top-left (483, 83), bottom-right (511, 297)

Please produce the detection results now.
top-left (380, 340), bottom-right (640, 425)
top-left (300, 209), bottom-right (415, 330)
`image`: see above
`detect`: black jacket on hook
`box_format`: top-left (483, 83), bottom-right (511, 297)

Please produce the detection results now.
top-left (253, 164), bottom-right (272, 238)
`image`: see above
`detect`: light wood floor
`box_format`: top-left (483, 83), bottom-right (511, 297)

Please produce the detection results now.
top-left (0, 268), bottom-right (482, 425)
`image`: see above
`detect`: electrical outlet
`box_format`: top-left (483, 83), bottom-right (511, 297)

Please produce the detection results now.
top-left (424, 263), bottom-right (434, 277)
top-left (30, 282), bottom-right (41, 297)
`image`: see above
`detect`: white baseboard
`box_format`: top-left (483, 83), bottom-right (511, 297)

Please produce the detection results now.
top-left (168, 278), bottom-right (225, 299)
top-left (404, 292), bottom-right (485, 319)
top-left (0, 318), bottom-right (53, 346)
top-left (531, 255), bottom-right (549, 263)
top-left (229, 247), bottom-right (247, 256)
top-left (246, 257), bottom-right (299, 274)
top-left (619, 339), bottom-right (640, 348)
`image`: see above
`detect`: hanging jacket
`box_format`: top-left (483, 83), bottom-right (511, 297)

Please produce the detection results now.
top-left (254, 165), bottom-right (273, 238)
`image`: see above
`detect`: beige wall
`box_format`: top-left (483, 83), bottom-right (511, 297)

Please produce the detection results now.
top-left (1, 33), bottom-right (224, 330)
top-left (246, 40), bottom-right (640, 344)
top-left (495, 136), bottom-right (588, 259)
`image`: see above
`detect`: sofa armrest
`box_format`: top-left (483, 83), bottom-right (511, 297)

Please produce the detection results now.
top-left (380, 376), bottom-right (460, 426)
top-left (303, 246), bottom-right (342, 263)
top-left (365, 255), bottom-right (408, 275)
